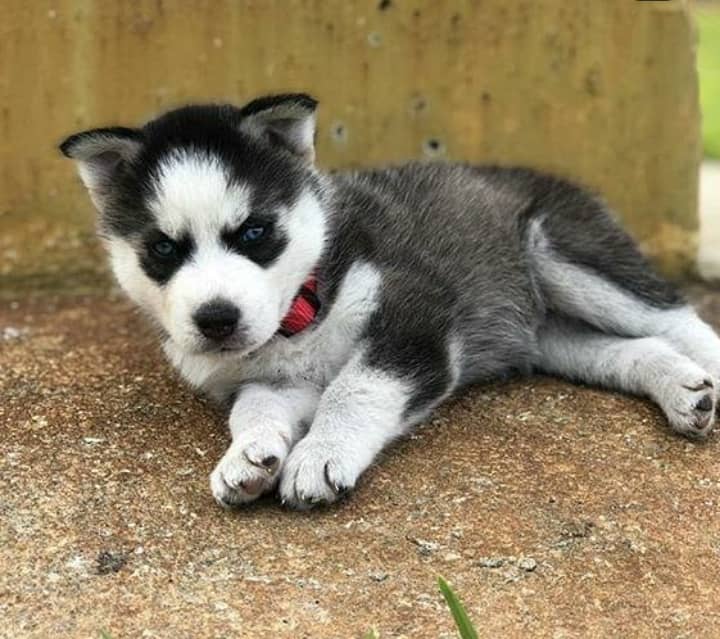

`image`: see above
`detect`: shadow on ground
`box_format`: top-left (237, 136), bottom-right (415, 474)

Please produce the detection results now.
top-left (2, 289), bottom-right (720, 638)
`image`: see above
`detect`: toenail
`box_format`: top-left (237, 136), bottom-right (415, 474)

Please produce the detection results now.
top-left (696, 395), bottom-right (713, 412)
top-left (324, 463), bottom-right (348, 495)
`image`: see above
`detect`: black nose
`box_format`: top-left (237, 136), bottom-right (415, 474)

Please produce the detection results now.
top-left (193, 300), bottom-right (239, 341)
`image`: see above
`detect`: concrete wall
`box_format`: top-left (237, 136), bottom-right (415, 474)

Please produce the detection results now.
top-left (0, 0), bottom-right (700, 293)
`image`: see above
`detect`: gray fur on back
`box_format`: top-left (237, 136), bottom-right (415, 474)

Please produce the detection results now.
top-left (322, 162), bottom-right (677, 392)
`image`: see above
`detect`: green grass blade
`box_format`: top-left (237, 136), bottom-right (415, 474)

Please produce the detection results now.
top-left (438, 577), bottom-right (479, 639)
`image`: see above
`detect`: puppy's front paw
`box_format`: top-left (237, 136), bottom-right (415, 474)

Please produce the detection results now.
top-left (278, 437), bottom-right (361, 509)
top-left (210, 432), bottom-right (288, 508)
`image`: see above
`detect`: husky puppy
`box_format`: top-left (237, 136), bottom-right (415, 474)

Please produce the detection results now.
top-left (60, 94), bottom-right (720, 509)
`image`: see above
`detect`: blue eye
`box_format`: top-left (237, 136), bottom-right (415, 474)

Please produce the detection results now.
top-left (241, 225), bottom-right (266, 242)
top-left (153, 239), bottom-right (176, 257)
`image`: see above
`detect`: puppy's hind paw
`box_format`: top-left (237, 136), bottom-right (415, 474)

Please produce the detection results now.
top-left (663, 372), bottom-right (716, 439)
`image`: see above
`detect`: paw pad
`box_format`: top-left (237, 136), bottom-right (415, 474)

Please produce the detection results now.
top-left (238, 477), bottom-right (265, 495)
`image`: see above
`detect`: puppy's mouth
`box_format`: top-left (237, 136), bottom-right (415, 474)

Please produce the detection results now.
top-left (201, 341), bottom-right (249, 356)
top-left (216, 344), bottom-right (252, 356)
top-left (197, 332), bottom-right (272, 357)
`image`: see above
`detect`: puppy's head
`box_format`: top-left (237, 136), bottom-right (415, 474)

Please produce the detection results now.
top-left (60, 94), bottom-right (326, 357)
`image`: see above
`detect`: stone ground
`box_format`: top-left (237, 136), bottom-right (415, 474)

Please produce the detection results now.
top-left (2, 288), bottom-right (720, 639)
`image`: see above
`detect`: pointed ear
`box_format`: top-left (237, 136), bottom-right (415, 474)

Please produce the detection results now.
top-left (239, 93), bottom-right (318, 164)
top-left (59, 127), bottom-right (143, 209)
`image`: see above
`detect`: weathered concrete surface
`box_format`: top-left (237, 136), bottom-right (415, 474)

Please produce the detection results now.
top-left (0, 0), bottom-right (700, 289)
top-left (2, 289), bottom-right (720, 639)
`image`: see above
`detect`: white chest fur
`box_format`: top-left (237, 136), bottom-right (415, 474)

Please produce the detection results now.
top-left (163, 262), bottom-right (382, 402)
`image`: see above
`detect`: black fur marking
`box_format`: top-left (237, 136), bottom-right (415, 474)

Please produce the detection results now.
top-left (500, 167), bottom-right (685, 309)
top-left (137, 105), bottom-right (307, 203)
top-left (314, 182), bottom-right (379, 312)
top-left (364, 269), bottom-right (457, 417)
top-left (99, 169), bottom-right (154, 238)
top-left (221, 218), bottom-right (288, 267)
top-left (364, 316), bottom-right (454, 418)
top-left (139, 229), bottom-right (195, 285)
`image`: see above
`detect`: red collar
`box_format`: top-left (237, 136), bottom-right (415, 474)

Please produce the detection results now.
top-left (278, 274), bottom-right (320, 337)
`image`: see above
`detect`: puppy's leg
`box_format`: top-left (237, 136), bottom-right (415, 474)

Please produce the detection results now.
top-left (278, 273), bottom-right (460, 509)
top-left (279, 345), bottom-right (457, 509)
top-left (529, 216), bottom-right (720, 385)
top-left (536, 316), bottom-right (716, 438)
top-left (639, 306), bottom-right (720, 388)
top-left (210, 384), bottom-right (320, 507)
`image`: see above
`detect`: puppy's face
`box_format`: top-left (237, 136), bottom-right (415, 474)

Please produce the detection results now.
top-left (61, 95), bottom-right (326, 358)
